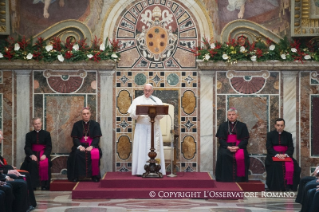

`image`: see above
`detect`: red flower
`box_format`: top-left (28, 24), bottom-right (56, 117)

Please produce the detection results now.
top-left (256, 48), bottom-right (263, 58)
top-left (78, 38), bottom-right (88, 50)
top-left (209, 49), bottom-right (217, 58)
top-left (33, 51), bottom-right (42, 61)
top-left (92, 36), bottom-right (102, 50)
top-left (51, 37), bottom-right (62, 51)
top-left (65, 37), bottom-right (75, 51)
top-left (35, 37), bottom-right (44, 50)
top-left (18, 36), bottom-right (29, 51)
top-left (65, 51), bottom-right (73, 59)
top-left (91, 52), bottom-right (101, 62)
top-left (4, 50), bottom-right (14, 60)
top-left (109, 38), bottom-right (121, 52)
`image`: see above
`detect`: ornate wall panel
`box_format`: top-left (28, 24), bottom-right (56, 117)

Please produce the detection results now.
top-left (291, 0), bottom-right (319, 36)
top-left (216, 70), bottom-right (280, 180)
top-left (300, 71), bottom-right (319, 176)
top-left (0, 0), bottom-right (10, 35)
top-left (115, 70), bottom-right (199, 173)
top-left (115, 0), bottom-right (198, 69)
top-left (33, 70), bottom-right (98, 154)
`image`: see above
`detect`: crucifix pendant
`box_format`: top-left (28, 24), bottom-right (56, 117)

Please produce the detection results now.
top-left (84, 136), bottom-right (88, 141)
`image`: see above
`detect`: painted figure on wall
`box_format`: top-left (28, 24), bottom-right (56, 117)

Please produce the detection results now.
top-left (33, 0), bottom-right (65, 19)
top-left (12, 0), bottom-right (91, 37)
top-left (203, 0), bottom-right (289, 36)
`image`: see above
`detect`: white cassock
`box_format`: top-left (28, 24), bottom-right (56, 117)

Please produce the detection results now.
top-left (128, 95), bottom-right (166, 175)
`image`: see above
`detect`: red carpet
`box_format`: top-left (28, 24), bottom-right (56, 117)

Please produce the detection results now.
top-left (50, 180), bottom-right (77, 191)
top-left (237, 180), bottom-right (265, 192)
top-left (72, 172), bottom-right (244, 199)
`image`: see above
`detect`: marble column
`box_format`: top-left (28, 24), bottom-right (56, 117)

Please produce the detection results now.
top-left (199, 70), bottom-right (214, 176)
top-left (282, 71), bottom-right (298, 159)
top-left (15, 70), bottom-right (31, 167)
top-left (99, 70), bottom-right (115, 175)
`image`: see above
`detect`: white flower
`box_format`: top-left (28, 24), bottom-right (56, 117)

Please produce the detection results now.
top-left (291, 48), bottom-right (297, 53)
top-left (204, 53), bottom-right (210, 61)
top-left (87, 54), bottom-right (93, 59)
top-left (73, 44), bottom-right (79, 51)
top-left (111, 53), bottom-right (118, 58)
top-left (26, 53), bottom-right (33, 60)
top-left (57, 54), bottom-right (64, 62)
top-left (100, 43), bottom-right (105, 51)
top-left (269, 45), bottom-right (275, 51)
top-left (210, 43), bottom-right (215, 49)
top-left (251, 55), bottom-right (257, 61)
top-left (304, 55), bottom-right (311, 60)
top-left (14, 43), bottom-right (20, 51)
top-left (0, 53), bottom-right (3, 58)
top-left (281, 54), bottom-right (286, 60)
top-left (240, 46), bottom-right (246, 53)
top-left (222, 54), bottom-right (228, 60)
top-left (45, 44), bottom-right (53, 52)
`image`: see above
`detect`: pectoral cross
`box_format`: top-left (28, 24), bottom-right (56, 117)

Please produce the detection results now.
top-left (84, 136), bottom-right (88, 141)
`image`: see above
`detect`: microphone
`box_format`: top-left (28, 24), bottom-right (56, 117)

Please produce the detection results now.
top-left (149, 95), bottom-right (157, 103)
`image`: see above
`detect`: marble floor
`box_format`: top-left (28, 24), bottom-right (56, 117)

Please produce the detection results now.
top-left (32, 191), bottom-right (302, 212)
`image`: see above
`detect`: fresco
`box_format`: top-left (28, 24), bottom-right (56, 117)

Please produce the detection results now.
top-left (203, 0), bottom-right (290, 37)
top-left (10, 0), bottom-right (103, 38)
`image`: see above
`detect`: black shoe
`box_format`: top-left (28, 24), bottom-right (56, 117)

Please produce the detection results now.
top-left (73, 178), bottom-right (78, 182)
top-left (92, 176), bottom-right (99, 182)
top-left (41, 186), bottom-right (50, 190)
top-left (26, 205), bottom-right (35, 212)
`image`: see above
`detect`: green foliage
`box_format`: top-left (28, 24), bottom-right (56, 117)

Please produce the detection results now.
top-left (0, 36), bottom-right (121, 63)
top-left (192, 37), bottom-right (318, 63)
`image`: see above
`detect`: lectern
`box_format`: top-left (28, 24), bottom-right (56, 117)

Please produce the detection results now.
top-left (136, 105), bottom-right (169, 178)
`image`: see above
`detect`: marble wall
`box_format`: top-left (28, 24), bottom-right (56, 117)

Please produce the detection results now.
top-left (0, 62), bottom-right (319, 181)
top-left (115, 70), bottom-right (199, 173)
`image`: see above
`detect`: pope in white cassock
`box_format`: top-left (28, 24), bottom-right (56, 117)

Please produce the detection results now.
top-left (128, 84), bottom-right (166, 176)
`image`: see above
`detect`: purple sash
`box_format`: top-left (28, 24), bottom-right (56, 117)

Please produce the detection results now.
top-left (227, 134), bottom-right (245, 177)
top-left (80, 137), bottom-right (100, 176)
top-left (31, 144), bottom-right (49, 181)
top-left (273, 145), bottom-right (294, 185)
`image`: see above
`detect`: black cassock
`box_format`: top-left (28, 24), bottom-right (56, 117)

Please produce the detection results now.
top-left (265, 130), bottom-right (301, 191)
top-left (20, 130), bottom-right (52, 189)
top-left (67, 120), bottom-right (102, 181)
top-left (215, 120), bottom-right (250, 182)
top-left (0, 158), bottom-right (34, 212)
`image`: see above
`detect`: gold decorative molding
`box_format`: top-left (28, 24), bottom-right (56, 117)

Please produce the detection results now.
top-left (31, 19), bottom-right (93, 47)
top-left (221, 20), bottom-right (282, 44)
top-left (291, 0), bottom-right (319, 36)
top-left (0, 0), bottom-right (10, 35)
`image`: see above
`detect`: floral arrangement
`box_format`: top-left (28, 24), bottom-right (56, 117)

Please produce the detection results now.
top-left (192, 37), bottom-right (319, 64)
top-left (0, 36), bottom-right (121, 63)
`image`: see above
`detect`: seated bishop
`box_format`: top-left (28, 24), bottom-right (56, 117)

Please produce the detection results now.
top-left (67, 107), bottom-right (102, 182)
top-left (215, 108), bottom-right (250, 182)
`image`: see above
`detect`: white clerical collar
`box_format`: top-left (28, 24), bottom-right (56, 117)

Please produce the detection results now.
top-left (35, 130), bottom-right (40, 133)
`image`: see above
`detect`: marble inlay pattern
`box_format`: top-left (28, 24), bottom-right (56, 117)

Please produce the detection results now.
top-left (0, 71), bottom-right (12, 160)
top-left (117, 135), bottom-right (132, 160)
top-left (115, 0), bottom-right (198, 69)
top-left (115, 70), bottom-right (198, 172)
top-left (299, 72), bottom-right (319, 177)
top-left (311, 95), bottom-right (319, 156)
top-left (181, 135), bottom-right (196, 160)
top-left (33, 71), bottom-right (98, 154)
